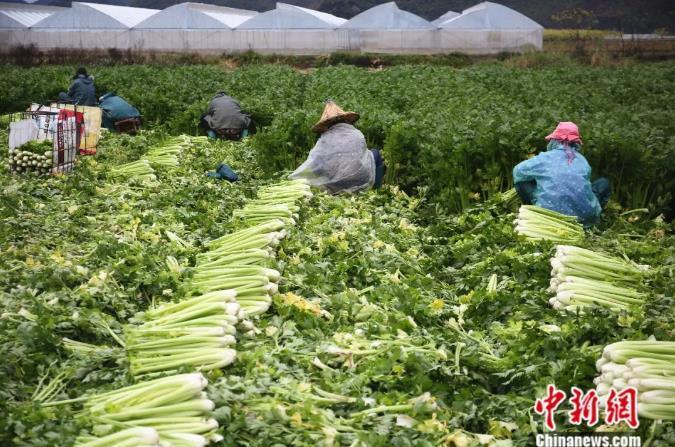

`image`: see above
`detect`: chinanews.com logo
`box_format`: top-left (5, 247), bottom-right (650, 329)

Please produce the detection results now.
top-left (533, 385), bottom-right (641, 447)
top-left (536, 433), bottom-right (641, 447)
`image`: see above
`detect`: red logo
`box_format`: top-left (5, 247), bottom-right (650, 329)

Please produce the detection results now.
top-left (568, 387), bottom-right (599, 426)
top-left (534, 385), bottom-right (639, 430)
top-left (605, 387), bottom-right (639, 429)
top-left (534, 385), bottom-right (567, 430)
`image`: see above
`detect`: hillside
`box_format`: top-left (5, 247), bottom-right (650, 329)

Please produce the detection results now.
top-left (6, 0), bottom-right (675, 32)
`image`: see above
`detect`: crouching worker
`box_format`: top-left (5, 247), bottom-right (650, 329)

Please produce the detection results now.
top-left (200, 92), bottom-right (252, 141)
top-left (58, 67), bottom-right (97, 106)
top-left (289, 100), bottom-right (386, 194)
top-left (99, 92), bottom-right (141, 133)
top-left (513, 122), bottom-right (611, 226)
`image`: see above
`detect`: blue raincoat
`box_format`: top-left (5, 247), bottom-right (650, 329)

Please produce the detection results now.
top-left (513, 141), bottom-right (602, 225)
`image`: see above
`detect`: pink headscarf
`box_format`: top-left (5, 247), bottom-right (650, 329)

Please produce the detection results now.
top-left (545, 122), bottom-right (582, 144)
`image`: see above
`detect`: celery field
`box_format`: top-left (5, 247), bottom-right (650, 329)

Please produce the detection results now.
top-left (0, 62), bottom-right (673, 446)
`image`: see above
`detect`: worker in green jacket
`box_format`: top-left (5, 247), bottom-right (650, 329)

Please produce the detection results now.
top-left (99, 92), bottom-right (141, 132)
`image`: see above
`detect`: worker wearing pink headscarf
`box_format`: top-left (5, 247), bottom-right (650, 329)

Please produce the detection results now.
top-left (513, 122), bottom-right (611, 225)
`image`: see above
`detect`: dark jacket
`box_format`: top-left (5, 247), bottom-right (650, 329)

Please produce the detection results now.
top-left (99, 92), bottom-right (140, 130)
top-left (203, 93), bottom-right (251, 131)
top-left (66, 75), bottom-right (97, 106)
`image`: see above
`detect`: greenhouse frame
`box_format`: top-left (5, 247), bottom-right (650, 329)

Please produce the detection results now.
top-left (0, 1), bottom-right (544, 54)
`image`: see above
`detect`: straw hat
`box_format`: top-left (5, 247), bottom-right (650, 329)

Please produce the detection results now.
top-left (312, 100), bottom-right (360, 133)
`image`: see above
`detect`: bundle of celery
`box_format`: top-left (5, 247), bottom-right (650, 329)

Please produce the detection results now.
top-left (594, 341), bottom-right (675, 421)
top-left (142, 135), bottom-right (196, 168)
top-left (47, 373), bottom-right (222, 447)
top-left (548, 245), bottom-right (647, 313)
top-left (125, 290), bottom-right (240, 376)
top-left (63, 290), bottom-right (240, 377)
top-left (551, 245), bottom-right (645, 285)
top-left (189, 264), bottom-right (280, 317)
top-left (514, 205), bottom-right (584, 243)
top-left (75, 427), bottom-right (161, 447)
top-left (234, 180), bottom-right (312, 227)
top-left (109, 160), bottom-right (156, 183)
top-left (190, 181), bottom-right (312, 317)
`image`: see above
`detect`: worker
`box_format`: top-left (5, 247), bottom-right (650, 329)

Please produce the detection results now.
top-left (513, 122), bottom-right (611, 225)
top-left (200, 92), bottom-right (252, 140)
top-left (99, 92), bottom-right (141, 133)
top-left (289, 100), bottom-right (386, 194)
top-left (98, 92), bottom-right (141, 132)
top-left (58, 67), bottom-right (97, 106)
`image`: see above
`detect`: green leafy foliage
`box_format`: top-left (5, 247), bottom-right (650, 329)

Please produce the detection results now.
top-left (0, 62), bottom-right (673, 446)
top-left (1, 63), bottom-right (673, 213)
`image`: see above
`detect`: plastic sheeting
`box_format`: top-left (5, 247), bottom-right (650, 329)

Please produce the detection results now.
top-left (438, 28), bottom-right (543, 53)
top-left (8, 28), bottom-right (543, 54)
top-left (131, 29), bottom-right (236, 52)
top-left (290, 123), bottom-right (375, 194)
top-left (33, 2), bottom-right (158, 29)
top-left (238, 2), bottom-right (345, 29)
top-left (136, 3), bottom-right (256, 30)
top-left (432, 11), bottom-right (460, 26)
top-left (439, 2), bottom-right (542, 30)
top-left (0, 2), bottom-right (63, 28)
top-left (346, 30), bottom-right (438, 53)
top-left (341, 2), bottom-right (432, 29)
top-left (2, 1), bottom-right (543, 54)
top-left (0, 10), bottom-right (54, 28)
top-left (26, 29), bottom-right (133, 49)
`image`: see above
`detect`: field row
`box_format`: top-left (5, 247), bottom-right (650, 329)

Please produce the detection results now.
top-left (1, 63), bottom-right (673, 214)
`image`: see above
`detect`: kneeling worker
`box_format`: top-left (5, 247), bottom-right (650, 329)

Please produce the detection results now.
top-left (513, 122), bottom-right (611, 226)
top-left (200, 92), bottom-right (252, 141)
top-left (290, 100), bottom-right (386, 194)
top-left (99, 92), bottom-right (141, 133)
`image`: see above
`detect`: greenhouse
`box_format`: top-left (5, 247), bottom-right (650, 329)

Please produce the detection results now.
top-left (438, 1), bottom-right (544, 54)
top-left (235, 3), bottom-right (346, 54)
top-left (132, 3), bottom-right (257, 52)
top-left (0, 2), bottom-right (62, 46)
top-left (29, 2), bottom-right (159, 50)
top-left (0, 1), bottom-right (544, 54)
top-left (341, 2), bottom-right (435, 53)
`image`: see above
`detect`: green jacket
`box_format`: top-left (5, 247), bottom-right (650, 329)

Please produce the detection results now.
top-left (99, 92), bottom-right (140, 130)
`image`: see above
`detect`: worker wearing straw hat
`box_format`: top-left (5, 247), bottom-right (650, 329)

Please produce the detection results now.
top-left (290, 100), bottom-right (385, 194)
top-left (513, 122), bottom-right (611, 225)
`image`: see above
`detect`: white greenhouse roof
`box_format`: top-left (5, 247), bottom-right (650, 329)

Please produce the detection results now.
top-left (431, 11), bottom-right (459, 26)
top-left (439, 2), bottom-right (542, 30)
top-left (341, 2), bottom-right (433, 29)
top-left (136, 3), bottom-right (256, 30)
top-left (0, 2), bottom-right (62, 28)
top-left (1, 9), bottom-right (52, 28)
top-left (237, 2), bottom-right (345, 29)
top-left (33, 2), bottom-right (159, 29)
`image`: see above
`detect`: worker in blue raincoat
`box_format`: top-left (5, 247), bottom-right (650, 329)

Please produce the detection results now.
top-left (99, 92), bottom-right (141, 131)
top-left (513, 122), bottom-right (611, 225)
top-left (58, 67), bottom-right (97, 106)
